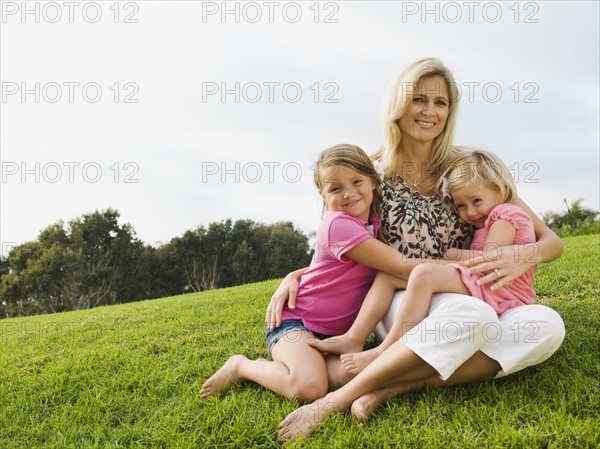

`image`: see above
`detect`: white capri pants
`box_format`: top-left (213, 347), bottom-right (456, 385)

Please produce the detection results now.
top-left (375, 291), bottom-right (565, 381)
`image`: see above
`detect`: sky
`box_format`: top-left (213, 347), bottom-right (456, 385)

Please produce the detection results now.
top-left (1, 0), bottom-right (599, 256)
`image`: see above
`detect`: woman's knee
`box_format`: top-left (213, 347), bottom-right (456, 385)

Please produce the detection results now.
top-left (538, 305), bottom-right (566, 345)
top-left (536, 307), bottom-right (565, 355)
top-left (504, 304), bottom-right (566, 351)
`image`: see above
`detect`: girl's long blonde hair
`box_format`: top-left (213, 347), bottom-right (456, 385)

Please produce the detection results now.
top-left (314, 144), bottom-right (383, 234)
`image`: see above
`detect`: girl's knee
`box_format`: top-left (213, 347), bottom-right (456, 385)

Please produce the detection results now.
top-left (410, 263), bottom-right (438, 282)
top-left (289, 377), bottom-right (328, 402)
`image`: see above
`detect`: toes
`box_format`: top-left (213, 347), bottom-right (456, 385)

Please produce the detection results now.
top-left (307, 338), bottom-right (322, 347)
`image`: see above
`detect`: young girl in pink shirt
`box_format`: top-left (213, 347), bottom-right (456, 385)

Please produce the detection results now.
top-left (312, 149), bottom-right (538, 376)
top-left (200, 144), bottom-right (430, 401)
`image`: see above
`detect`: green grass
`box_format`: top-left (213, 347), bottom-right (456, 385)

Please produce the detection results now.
top-left (1, 235), bottom-right (599, 448)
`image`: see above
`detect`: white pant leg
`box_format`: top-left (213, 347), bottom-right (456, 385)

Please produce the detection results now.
top-left (480, 304), bottom-right (565, 378)
top-left (375, 291), bottom-right (566, 381)
top-left (375, 290), bottom-right (499, 381)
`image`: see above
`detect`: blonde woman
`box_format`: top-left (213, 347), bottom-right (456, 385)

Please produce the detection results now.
top-left (270, 57), bottom-right (565, 441)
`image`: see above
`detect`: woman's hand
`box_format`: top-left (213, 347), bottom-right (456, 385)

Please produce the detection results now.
top-left (464, 243), bottom-right (539, 290)
top-left (265, 268), bottom-right (307, 330)
top-left (466, 197), bottom-right (563, 291)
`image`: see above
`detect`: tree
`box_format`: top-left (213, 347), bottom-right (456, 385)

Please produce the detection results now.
top-left (168, 226), bottom-right (222, 293)
top-left (232, 240), bottom-right (256, 285)
top-left (0, 240), bottom-right (69, 316)
top-left (543, 198), bottom-right (600, 237)
top-left (0, 209), bottom-right (150, 317)
top-left (0, 256), bottom-right (9, 284)
top-left (263, 222), bottom-right (312, 280)
top-left (162, 219), bottom-right (311, 292)
top-left (0, 212), bottom-right (313, 318)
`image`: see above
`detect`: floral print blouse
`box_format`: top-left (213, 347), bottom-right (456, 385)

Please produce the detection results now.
top-left (380, 174), bottom-right (473, 259)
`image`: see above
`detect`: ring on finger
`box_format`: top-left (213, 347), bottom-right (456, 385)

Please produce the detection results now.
top-left (494, 268), bottom-right (501, 279)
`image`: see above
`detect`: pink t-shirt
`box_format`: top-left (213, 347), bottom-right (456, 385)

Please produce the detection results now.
top-left (281, 210), bottom-right (381, 335)
top-left (451, 203), bottom-right (537, 315)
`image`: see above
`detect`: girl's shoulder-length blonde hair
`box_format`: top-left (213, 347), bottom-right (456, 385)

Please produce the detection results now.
top-left (437, 147), bottom-right (517, 209)
top-left (314, 143), bottom-right (385, 240)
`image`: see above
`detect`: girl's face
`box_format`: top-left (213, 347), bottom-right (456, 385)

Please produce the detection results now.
top-left (320, 164), bottom-right (375, 222)
top-left (451, 181), bottom-right (504, 229)
top-left (398, 75), bottom-right (450, 145)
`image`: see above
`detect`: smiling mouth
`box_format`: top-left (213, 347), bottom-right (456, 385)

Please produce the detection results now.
top-left (415, 120), bottom-right (435, 128)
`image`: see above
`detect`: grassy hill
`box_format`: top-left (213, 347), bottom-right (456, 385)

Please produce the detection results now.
top-left (1, 235), bottom-right (598, 448)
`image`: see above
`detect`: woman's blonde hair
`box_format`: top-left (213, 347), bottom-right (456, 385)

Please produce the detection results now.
top-left (438, 148), bottom-right (517, 210)
top-left (372, 57), bottom-right (460, 192)
top-left (314, 143), bottom-right (382, 221)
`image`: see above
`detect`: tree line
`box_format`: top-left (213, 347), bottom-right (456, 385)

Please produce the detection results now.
top-left (0, 209), bottom-right (312, 318)
top-left (1, 199), bottom-right (597, 319)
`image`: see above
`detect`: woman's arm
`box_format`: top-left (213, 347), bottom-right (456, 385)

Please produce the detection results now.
top-left (465, 196), bottom-right (563, 289)
top-left (514, 196), bottom-right (564, 263)
top-left (266, 267), bottom-right (307, 330)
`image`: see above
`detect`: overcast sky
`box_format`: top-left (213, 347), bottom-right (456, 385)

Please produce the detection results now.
top-left (1, 1), bottom-right (599, 256)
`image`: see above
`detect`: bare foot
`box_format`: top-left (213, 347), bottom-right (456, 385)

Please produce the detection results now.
top-left (307, 334), bottom-right (364, 355)
top-left (350, 391), bottom-right (387, 423)
top-left (351, 381), bottom-right (428, 423)
top-left (340, 347), bottom-right (382, 375)
top-left (277, 399), bottom-right (337, 442)
top-left (199, 355), bottom-right (246, 398)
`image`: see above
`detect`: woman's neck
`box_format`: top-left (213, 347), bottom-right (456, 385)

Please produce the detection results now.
top-left (398, 139), bottom-right (434, 165)
top-left (396, 141), bottom-right (434, 189)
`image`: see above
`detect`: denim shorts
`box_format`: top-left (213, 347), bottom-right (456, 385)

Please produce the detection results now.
top-left (266, 319), bottom-right (333, 356)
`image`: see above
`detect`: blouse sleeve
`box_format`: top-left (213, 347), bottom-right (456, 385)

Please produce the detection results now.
top-left (326, 213), bottom-right (374, 262)
top-left (484, 203), bottom-right (533, 233)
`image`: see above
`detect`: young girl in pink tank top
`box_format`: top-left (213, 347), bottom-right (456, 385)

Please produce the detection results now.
top-left (201, 144), bottom-right (433, 401)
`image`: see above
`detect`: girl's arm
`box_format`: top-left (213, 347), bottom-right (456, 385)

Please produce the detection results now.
top-left (482, 219), bottom-right (517, 252)
top-left (344, 238), bottom-right (444, 277)
top-left (265, 236), bottom-right (427, 330)
top-left (475, 218), bottom-right (516, 291)
top-left (466, 197), bottom-right (563, 289)
top-left (266, 239), bottom-right (436, 330)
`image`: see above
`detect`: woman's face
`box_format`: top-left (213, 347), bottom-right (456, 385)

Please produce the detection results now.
top-left (398, 75), bottom-right (450, 145)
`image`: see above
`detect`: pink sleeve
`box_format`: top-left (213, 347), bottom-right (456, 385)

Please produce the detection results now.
top-left (484, 203), bottom-right (533, 233)
top-left (326, 213), bottom-right (374, 262)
